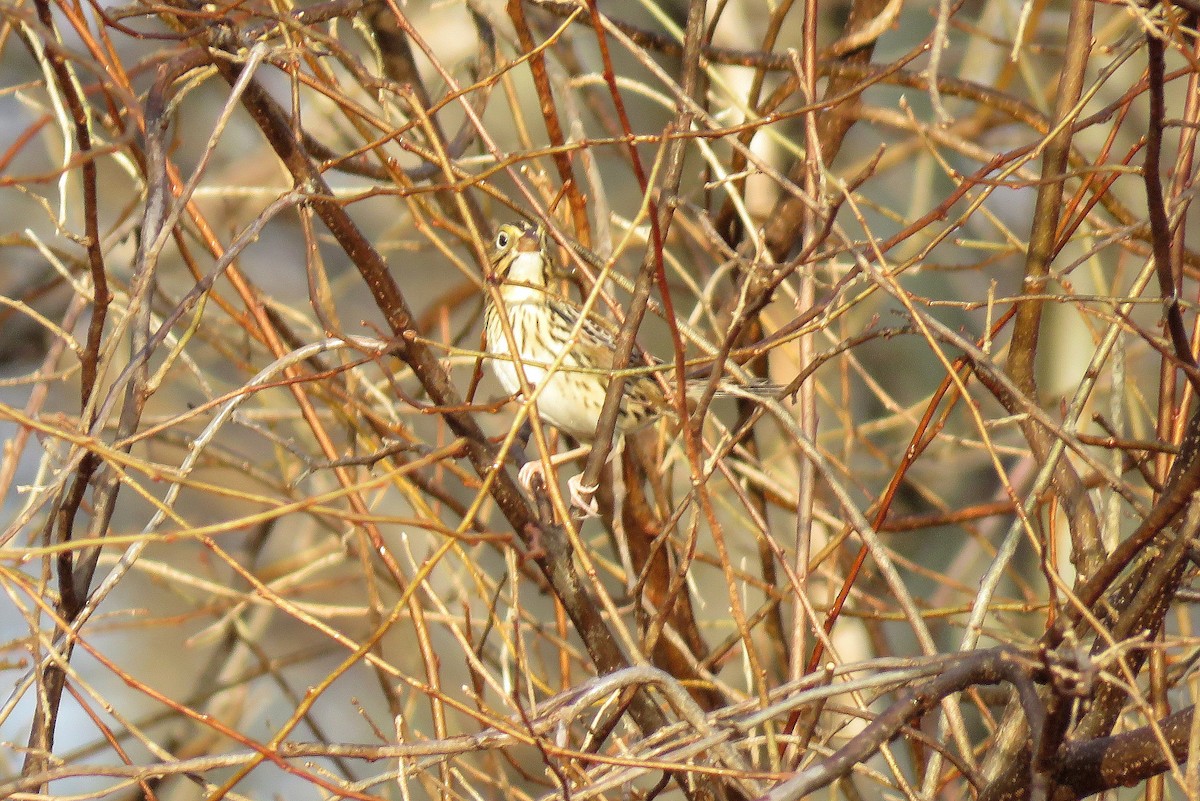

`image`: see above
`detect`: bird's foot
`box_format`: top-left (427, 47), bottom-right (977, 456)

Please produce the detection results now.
top-left (567, 473), bottom-right (600, 518)
top-left (516, 447), bottom-right (599, 517)
top-left (517, 459), bottom-right (545, 493)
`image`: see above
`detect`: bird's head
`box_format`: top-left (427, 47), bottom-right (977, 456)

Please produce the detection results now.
top-left (488, 221), bottom-right (548, 286)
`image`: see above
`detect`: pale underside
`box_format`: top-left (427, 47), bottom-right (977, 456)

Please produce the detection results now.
top-left (486, 291), bottom-right (663, 442)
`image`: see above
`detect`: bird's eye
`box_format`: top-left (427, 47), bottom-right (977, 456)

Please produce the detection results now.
top-left (495, 231), bottom-right (510, 249)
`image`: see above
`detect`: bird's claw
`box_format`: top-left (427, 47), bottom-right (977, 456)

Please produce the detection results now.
top-left (517, 460), bottom-right (545, 492)
top-left (518, 459), bottom-right (599, 518)
top-left (568, 474), bottom-right (600, 518)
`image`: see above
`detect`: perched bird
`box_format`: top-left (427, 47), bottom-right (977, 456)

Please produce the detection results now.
top-left (483, 220), bottom-right (771, 515)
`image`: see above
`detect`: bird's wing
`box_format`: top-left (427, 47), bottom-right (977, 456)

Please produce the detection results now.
top-left (548, 298), bottom-right (659, 372)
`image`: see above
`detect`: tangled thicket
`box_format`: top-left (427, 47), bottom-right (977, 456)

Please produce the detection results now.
top-left (2, 1), bottom-right (1200, 800)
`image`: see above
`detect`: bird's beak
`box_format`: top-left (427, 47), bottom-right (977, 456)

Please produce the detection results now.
top-left (517, 226), bottom-right (541, 253)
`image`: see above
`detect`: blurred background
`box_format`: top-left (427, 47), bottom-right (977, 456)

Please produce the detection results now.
top-left (1, 0), bottom-right (1197, 799)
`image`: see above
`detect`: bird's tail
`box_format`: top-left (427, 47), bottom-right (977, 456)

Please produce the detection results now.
top-left (683, 376), bottom-right (781, 401)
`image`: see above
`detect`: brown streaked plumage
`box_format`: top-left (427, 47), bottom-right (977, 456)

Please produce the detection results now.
top-left (484, 221), bottom-right (666, 443)
top-left (483, 220), bottom-right (774, 515)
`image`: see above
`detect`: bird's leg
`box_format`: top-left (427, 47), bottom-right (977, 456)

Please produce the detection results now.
top-left (566, 439), bottom-right (625, 519)
top-left (515, 440), bottom-right (626, 519)
top-left (567, 473), bottom-right (600, 518)
top-left (516, 419), bottom-right (533, 453)
top-left (517, 444), bottom-right (592, 505)
top-left (492, 420), bottom-right (533, 464)
top-left (510, 420), bottom-right (550, 494)
top-left (496, 419), bottom-right (533, 466)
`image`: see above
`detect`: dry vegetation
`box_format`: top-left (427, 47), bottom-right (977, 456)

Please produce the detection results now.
top-left (2, 0), bottom-right (1200, 799)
